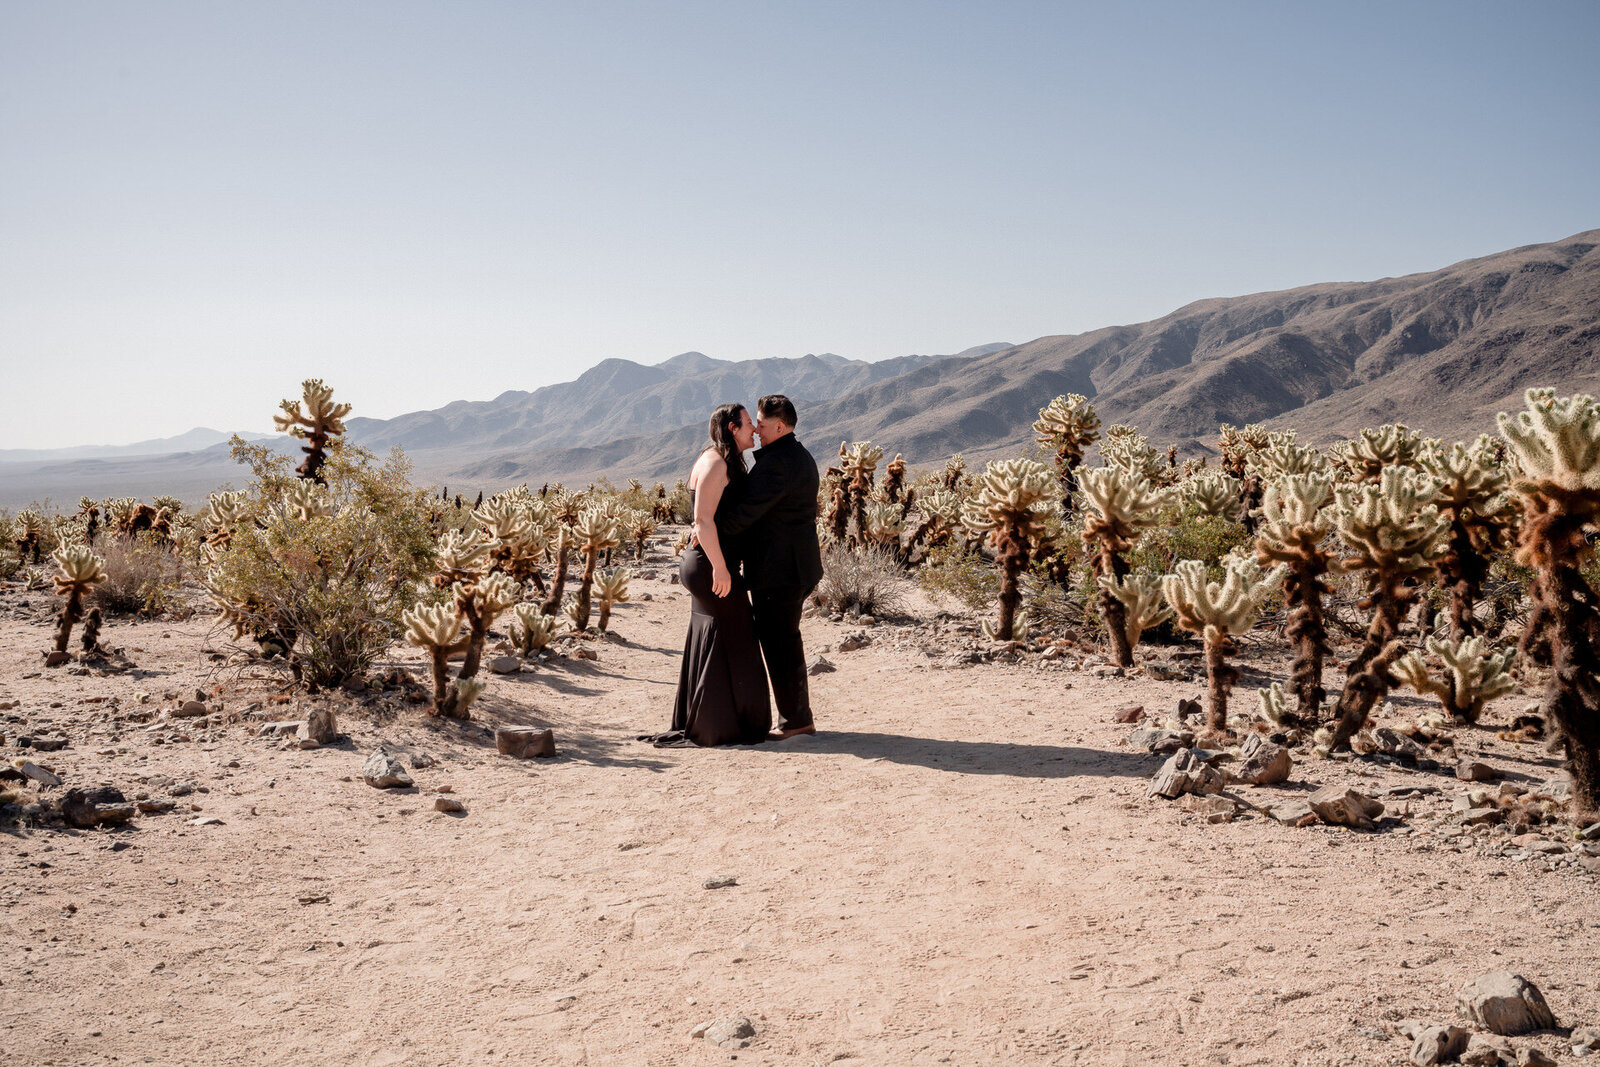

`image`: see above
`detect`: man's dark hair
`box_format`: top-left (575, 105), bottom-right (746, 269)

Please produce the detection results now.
top-left (757, 394), bottom-right (798, 429)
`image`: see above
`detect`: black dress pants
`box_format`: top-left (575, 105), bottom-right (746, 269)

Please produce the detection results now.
top-left (751, 585), bottom-right (813, 731)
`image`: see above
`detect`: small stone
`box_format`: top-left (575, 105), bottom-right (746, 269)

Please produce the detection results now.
top-left (837, 632), bottom-right (871, 653)
top-left (1232, 734), bottom-right (1292, 786)
top-left (702, 875), bottom-right (738, 890)
top-left (1570, 1026), bottom-right (1600, 1051)
top-left (1146, 661), bottom-right (1187, 681)
top-left (495, 728), bottom-right (556, 759)
top-left (433, 797), bottom-right (465, 813)
top-left (59, 788), bottom-right (102, 828)
top-left (1178, 794), bottom-right (1238, 823)
top-left (806, 655), bottom-right (836, 676)
top-left (1457, 760), bottom-right (1501, 782)
top-left (174, 700), bottom-right (209, 719)
top-left (1404, 1023), bottom-right (1470, 1066)
top-left (1459, 806), bottom-right (1505, 827)
top-left (29, 735), bottom-right (68, 752)
top-left (1129, 728), bottom-right (1184, 753)
top-left (190, 816), bottom-right (224, 826)
top-left (136, 799), bottom-right (176, 814)
top-left (573, 647), bottom-right (598, 661)
top-left (1091, 664), bottom-right (1125, 678)
top-left (1518, 1049), bottom-right (1558, 1067)
top-left (43, 650), bottom-right (72, 667)
top-left (258, 721), bottom-right (300, 738)
top-left (361, 751), bottom-right (414, 789)
top-left (1267, 800), bottom-right (1315, 825)
top-left (93, 804), bottom-right (135, 825)
top-left (1308, 786), bottom-right (1384, 829)
top-left (1112, 704), bottom-right (1145, 724)
top-left (411, 752), bottom-right (438, 769)
top-left (691, 1014), bottom-right (755, 1049)
top-left (299, 707), bottom-right (338, 745)
top-left (1457, 971), bottom-right (1557, 1035)
top-left (488, 656), bottom-right (522, 674)
top-left (1461, 1033), bottom-right (1512, 1067)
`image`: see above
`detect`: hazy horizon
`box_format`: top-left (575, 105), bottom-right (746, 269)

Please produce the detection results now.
top-left (4, 1), bottom-right (1597, 449)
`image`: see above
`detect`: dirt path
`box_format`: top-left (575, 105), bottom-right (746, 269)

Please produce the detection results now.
top-left (2, 573), bottom-right (1596, 1066)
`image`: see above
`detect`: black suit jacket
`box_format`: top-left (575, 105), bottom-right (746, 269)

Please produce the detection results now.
top-left (721, 433), bottom-right (823, 592)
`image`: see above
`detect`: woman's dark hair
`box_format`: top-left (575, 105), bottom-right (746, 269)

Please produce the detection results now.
top-left (708, 402), bottom-right (749, 486)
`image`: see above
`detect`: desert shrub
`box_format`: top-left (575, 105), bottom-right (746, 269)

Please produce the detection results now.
top-left (1127, 508), bottom-right (1250, 579)
top-left (206, 438), bottom-right (437, 688)
top-left (92, 534), bottom-right (188, 617)
top-left (917, 539), bottom-right (998, 613)
top-left (813, 545), bottom-right (908, 617)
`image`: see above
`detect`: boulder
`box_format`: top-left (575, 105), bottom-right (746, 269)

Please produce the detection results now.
top-left (1461, 1032), bottom-right (1512, 1066)
top-left (16, 761), bottom-right (62, 787)
top-left (59, 788), bottom-right (102, 828)
top-left (1308, 786), bottom-right (1384, 829)
top-left (361, 751), bottom-right (414, 789)
top-left (1456, 971), bottom-right (1557, 1035)
top-left (1397, 1020), bottom-right (1470, 1066)
top-left (174, 700), bottom-right (209, 718)
top-left (1130, 728), bottom-right (1191, 753)
top-left (496, 728), bottom-right (556, 759)
top-left (1148, 749), bottom-right (1223, 800)
top-left (1232, 734), bottom-right (1292, 786)
top-left (488, 656), bottom-right (522, 674)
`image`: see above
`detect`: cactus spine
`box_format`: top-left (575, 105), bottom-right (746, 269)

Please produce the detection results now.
top-left (1497, 388), bottom-right (1600, 816)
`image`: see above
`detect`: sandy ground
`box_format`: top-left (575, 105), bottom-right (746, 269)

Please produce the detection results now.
top-left (2, 562), bottom-right (1598, 1067)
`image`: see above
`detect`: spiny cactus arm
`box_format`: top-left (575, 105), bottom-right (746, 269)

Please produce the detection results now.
top-left (1183, 472), bottom-right (1243, 519)
top-left (52, 545), bottom-right (108, 594)
top-left (595, 567), bottom-right (633, 604)
top-left (435, 529), bottom-right (492, 582)
top-left (283, 481), bottom-right (336, 520)
top-left (402, 602), bottom-right (466, 650)
top-left (1098, 572), bottom-right (1172, 647)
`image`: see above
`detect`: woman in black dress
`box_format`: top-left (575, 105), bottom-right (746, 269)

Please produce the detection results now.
top-left (641, 403), bottom-right (772, 746)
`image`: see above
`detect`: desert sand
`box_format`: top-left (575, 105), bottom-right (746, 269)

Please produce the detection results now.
top-left (2, 558), bottom-right (1596, 1067)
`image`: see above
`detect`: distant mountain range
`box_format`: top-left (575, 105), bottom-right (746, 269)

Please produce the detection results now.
top-left (2, 230), bottom-right (1595, 508)
top-left (0, 427), bottom-right (254, 465)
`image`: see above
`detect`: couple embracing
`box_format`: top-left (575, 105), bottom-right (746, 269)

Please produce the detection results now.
top-left (641, 395), bottom-right (822, 747)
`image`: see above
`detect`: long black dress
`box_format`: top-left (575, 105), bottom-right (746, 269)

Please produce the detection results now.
top-left (641, 481), bottom-right (772, 746)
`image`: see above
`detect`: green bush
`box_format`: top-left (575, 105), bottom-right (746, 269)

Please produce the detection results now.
top-left (1126, 508), bottom-right (1250, 579)
top-left (205, 438), bottom-right (438, 688)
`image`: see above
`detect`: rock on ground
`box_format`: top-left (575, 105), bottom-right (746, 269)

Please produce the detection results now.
top-left (1456, 971), bottom-right (1557, 1035)
top-left (495, 728), bottom-right (556, 759)
top-left (1308, 785), bottom-right (1384, 829)
top-left (690, 1014), bottom-right (755, 1049)
top-left (1148, 749), bottom-right (1223, 800)
top-left (1233, 734), bottom-right (1292, 786)
top-left (361, 751), bottom-right (414, 789)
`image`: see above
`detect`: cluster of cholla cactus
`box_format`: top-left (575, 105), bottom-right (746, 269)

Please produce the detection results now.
top-left (1080, 467), bottom-right (1173, 666)
top-left (1323, 465), bottom-right (1450, 750)
top-left (838, 441), bottom-right (886, 547)
top-left (1182, 471), bottom-right (1244, 521)
top-left (569, 506), bottom-right (622, 632)
top-left (15, 508), bottom-right (47, 563)
top-left (1162, 556), bottom-right (1284, 730)
top-left (1253, 474), bottom-right (1339, 724)
top-left (402, 530), bottom-right (520, 718)
top-left (50, 544), bottom-right (108, 656)
top-left (1497, 388), bottom-right (1600, 815)
top-left (961, 458), bottom-right (1055, 641)
top-left (508, 603), bottom-right (561, 656)
top-left (1335, 423), bottom-right (1424, 482)
top-left (273, 378), bottom-right (352, 484)
top-left (1033, 393), bottom-right (1101, 521)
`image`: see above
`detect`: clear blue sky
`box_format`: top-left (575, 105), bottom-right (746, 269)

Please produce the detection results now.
top-left (2, 0), bottom-right (1596, 448)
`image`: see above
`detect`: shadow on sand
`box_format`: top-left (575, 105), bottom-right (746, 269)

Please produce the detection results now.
top-left (767, 729), bottom-right (1157, 780)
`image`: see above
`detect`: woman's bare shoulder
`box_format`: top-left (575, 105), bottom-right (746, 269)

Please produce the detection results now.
top-left (689, 448), bottom-right (724, 487)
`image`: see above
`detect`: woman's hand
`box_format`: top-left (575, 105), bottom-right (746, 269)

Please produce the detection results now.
top-left (712, 564), bottom-right (733, 598)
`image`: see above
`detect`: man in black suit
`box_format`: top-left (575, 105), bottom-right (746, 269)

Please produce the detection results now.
top-left (721, 394), bottom-right (823, 739)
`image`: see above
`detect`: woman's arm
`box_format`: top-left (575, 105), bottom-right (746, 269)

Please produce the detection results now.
top-left (691, 455), bottom-right (734, 597)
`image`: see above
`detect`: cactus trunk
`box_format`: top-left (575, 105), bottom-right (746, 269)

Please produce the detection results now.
top-left (53, 588), bottom-right (85, 654)
top-left (1328, 580), bottom-right (1410, 749)
top-left (1284, 565), bottom-right (1328, 723)
top-left (1441, 522), bottom-right (1489, 639)
top-left (428, 645), bottom-right (453, 715)
top-left (540, 540), bottom-right (570, 616)
top-left (1203, 632), bottom-right (1238, 731)
top-left (1094, 541), bottom-right (1133, 667)
top-left (994, 530), bottom-right (1027, 642)
top-left (573, 546), bottom-right (598, 631)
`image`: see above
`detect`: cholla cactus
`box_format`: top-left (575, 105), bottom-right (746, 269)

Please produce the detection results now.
top-left (942, 453), bottom-right (967, 492)
top-left (882, 453), bottom-right (908, 506)
top-left (1390, 635), bottom-right (1517, 723)
top-left (1033, 393), bottom-right (1101, 520)
top-left (14, 508), bottom-right (45, 562)
top-left (981, 609), bottom-right (1029, 643)
top-left (403, 602), bottom-right (469, 712)
top-left (434, 529), bottom-right (492, 586)
top-left (1255, 473), bottom-right (1340, 723)
top-left (1162, 556), bottom-right (1284, 730)
top-left (1336, 423), bottom-right (1424, 482)
top-left (51, 544), bottom-right (107, 654)
top-left (77, 496), bottom-right (101, 544)
top-left (840, 442), bottom-right (886, 546)
top-left (1419, 435), bottom-right (1519, 638)
top-left (905, 488), bottom-right (961, 562)
top-left (625, 509), bottom-right (657, 561)
top-left (1100, 429), bottom-right (1166, 484)
top-left (1256, 682), bottom-right (1293, 726)
top-left (284, 481), bottom-right (335, 520)
top-left (1182, 472), bottom-right (1244, 521)
top-left (1247, 436), bottom-right (1328, 478)
top-left (1080, 466), bottom-right (1173, 666)
top-left (1497, 388), bottom-right (1600, 815)
top-left (1325, 465), bottom-right (1450, 749)
top-left (403, 566), bottom-right (521, 718)
top-left (863, 500), bottom-right (905, 556)
top-left (961, 458), bottom-right (1055, 642)
top-left (1096, 571), bottom-right (1172, 653)
top-left (473, 492), bottom-right (551, 589)
top-left (569, 507), bottom-right (621, 631)
top-left (540, 525), bottom-right (574, 616)
top-left (1217, 424), bottom-right (1271, 478)
top-left (273, 378), bottom-right (351, 484)
top-left (594, 566), bottom-right (632, 632)
top-left (509, 603), bottom-right (560, 655)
